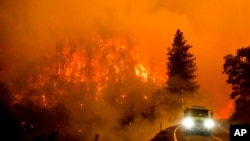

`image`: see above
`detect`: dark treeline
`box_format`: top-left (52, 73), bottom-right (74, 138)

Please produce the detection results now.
top-left (223, 45), bottom-right (250, 124)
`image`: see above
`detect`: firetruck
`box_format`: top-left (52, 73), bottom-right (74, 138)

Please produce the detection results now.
top-left (182, 106), bottom-right (215, 136)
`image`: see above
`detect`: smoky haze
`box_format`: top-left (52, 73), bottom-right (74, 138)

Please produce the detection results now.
top-left (0, 0), bottom-right (249, 140)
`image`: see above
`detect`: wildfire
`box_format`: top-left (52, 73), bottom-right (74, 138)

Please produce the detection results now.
top-left (135, 64), bottom-right (149, 82)
top-left (13, 94), bottom-right (23, 104)
top-left (42, 95), bottom-right (47, 107)
top-left (218, 100), bottom-right (234, 119)
top-left (12, 34), bottom-right (165, 108)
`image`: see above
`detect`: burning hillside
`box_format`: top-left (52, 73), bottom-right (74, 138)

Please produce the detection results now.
top-left (10, 34), bottom-right (165, 107)
top-left (0, 32), bottom-right (170, 140)
top-left (0, 0), bottom-right (237, 140)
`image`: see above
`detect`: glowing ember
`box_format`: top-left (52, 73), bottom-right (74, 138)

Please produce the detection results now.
top-left (13, 94), bottom-right (23, 104)
top-left (42, 95), bottom-right (47, 107)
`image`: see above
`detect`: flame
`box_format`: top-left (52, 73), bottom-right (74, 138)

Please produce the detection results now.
top-left (132, 50), bottom-right (166, 86)
top-left (13, 34), bottom-right (166, 108)
top-left (42, 95), bottom-right (47, 107)
top-left (217, 100), bottom-right (234, 119)
top-left (135, 64), bottom-right (148, 82)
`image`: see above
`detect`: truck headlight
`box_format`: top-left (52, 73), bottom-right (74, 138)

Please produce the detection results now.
top-left (182, 117), bottom-right (194, 128)
top-left (204, 119), bottom-right (215, 128)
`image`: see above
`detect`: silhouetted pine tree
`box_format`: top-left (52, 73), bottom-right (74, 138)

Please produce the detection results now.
top-left (166, 29), bottom-right (198, 94)
top-left (223, 46), bottom-right (250, 123)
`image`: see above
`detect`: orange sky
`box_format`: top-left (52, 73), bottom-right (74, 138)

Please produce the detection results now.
top-left (1, 0), bottom-right (250, 118)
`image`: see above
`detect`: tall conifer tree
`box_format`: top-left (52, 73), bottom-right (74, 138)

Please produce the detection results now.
top-left (166, 29), bottom-right (199, 94)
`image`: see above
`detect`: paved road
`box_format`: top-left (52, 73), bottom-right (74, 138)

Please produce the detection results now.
top-left (152, 121), bottom-right (229, 141)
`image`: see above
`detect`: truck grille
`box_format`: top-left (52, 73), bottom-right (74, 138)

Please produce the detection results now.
top-left (195, 119), bottom-right (204, 126)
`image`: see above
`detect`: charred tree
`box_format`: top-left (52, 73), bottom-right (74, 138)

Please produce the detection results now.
top-left (166, 29), bottom-right (198, 94)
top-left (223, 46), bottom-right (250, 123)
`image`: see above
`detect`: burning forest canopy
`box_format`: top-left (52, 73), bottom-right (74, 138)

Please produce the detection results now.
top-left (1, 32), bottom-right (169, 140)
top-left (9, 33), bottom-right (166, 107)
top-left (0, 7), bottom-right (169, 139)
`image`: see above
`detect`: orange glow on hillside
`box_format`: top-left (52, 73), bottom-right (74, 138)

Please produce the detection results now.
top-left (216, 101), bottom-right (234, 119)
top-left (2, 0), bottom-right (250, 120)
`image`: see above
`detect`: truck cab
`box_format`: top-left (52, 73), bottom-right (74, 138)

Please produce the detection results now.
top-left (182, 106), bottom-right (214, 136)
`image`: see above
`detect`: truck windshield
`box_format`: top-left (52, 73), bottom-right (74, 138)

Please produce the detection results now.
top-left (189, 109), bottom-right (208, 117)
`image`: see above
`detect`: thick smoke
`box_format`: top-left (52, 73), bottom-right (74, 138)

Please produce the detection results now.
top-left (0, 4), bottom-right (172, 138)
top-left (2, 0), bottom-right (250, 140)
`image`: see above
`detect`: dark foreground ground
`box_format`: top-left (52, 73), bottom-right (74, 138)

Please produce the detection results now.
top-left (151, 119), bottom-right (230, 141)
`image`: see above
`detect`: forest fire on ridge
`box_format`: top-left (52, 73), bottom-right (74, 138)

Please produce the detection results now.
top-left (11, 33), bottom-right (165, 109)
top-left (0, 32), bottom-right (170, 140)
top-left (2, 0), bottom-right (246, 139)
